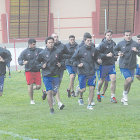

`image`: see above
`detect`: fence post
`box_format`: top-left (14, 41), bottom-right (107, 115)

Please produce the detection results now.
top-left (105, 9), bottom-right (107, 31)
top-left (6, 13), bottom-right (9, 44)
top-left (92, 34), bottom-right (95, 44)
top-left (13, 39), bottom-right (18, 71)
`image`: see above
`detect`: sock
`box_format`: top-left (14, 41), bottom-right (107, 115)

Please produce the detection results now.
top-left (123, 91), bottom-right (128, 95)
top-left (58, 102), bottom-right (62, 106)
top-left (111, 94), bottom-right (115, 98)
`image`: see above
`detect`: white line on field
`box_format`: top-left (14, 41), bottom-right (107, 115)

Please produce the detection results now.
top-left (0, 130), bottom-right (39, 140)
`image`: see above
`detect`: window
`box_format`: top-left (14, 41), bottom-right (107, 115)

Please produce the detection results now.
top-left (9, 0), bottom-right (49, 39)
top-left (99, 0), bottom-right (135, 34)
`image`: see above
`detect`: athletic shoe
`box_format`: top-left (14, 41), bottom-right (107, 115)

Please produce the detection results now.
top-left (67, 89), bottom-right (71, 98)
top-left (110, 97), bottom-right (117, 103)
top-left (75, 85), bottom-right (80, 97)
top-left (87, 105), bottom-right (93, 110)
top-left (58, 102), bottom-right (65, 110)
top-left (97, 94), bottom-right (101, 102)
top-left (121, 98), bottom-right (128, 105)
top-left (123, 94), bottom-right (128, 102)
top-left (50, 108), bottom-right (54, 114)
top-left (78, 98), bottom-right (84, 105)
top-left (30, 100), bottom-right (35, 104)
top-left (101, 94), bottom-right (104, 98)
top-left (71, 91), bottom-right (76, 97)
top-left (42, 90), bottom-right (47, 100)
top-left (91, 101), bottom-right (95, 106)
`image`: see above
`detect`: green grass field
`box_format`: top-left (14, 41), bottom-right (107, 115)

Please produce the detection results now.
top-left (0, 66), bottom-right (140, 140)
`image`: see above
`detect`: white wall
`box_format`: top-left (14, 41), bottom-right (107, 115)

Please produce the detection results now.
top-left (51, 0), bottom-right (96, 40)
top-left (0, 0), bottom-right (6, 43)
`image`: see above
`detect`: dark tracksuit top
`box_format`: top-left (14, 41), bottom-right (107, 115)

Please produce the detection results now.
top-left (54, 41), bottom-right (69, 70)
top-left (71, 45), bottom-right (99, 76)
top-left (18, 47), bottom-right (43, 72)
top-left (37, 47), bottom-right (64, 77)
top-left (65, 42), bottom-right (79, 66)
top-left (5, 49), bottom-right (12, 65)
top-left (0, 47), bottom-right (11, 76)
top-left (114, 39), bottom-right (140, 69)
top-left (97, 38), bottom-right (116, 66)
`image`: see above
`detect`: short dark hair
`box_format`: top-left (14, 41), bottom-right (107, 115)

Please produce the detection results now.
top-left (84, 33), bottom-right (92, 41)
top-left (45, 36), bottom-right (54, 44)
top-left (104, 29), bottom-right (113, 35)
top-left (83, 32), bottom-right (91, 39)
top-left (123, 30), bottom-right (131, 34)
top-left (137, 34), bottom-right (140, 38)
top-left (69, 35), bottom-right (75, 39)
top-left (28, 39), bottom-right (36, 44)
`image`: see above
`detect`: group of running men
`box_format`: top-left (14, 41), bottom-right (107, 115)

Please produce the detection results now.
top-left (0, 30), bottom-right (140, 114)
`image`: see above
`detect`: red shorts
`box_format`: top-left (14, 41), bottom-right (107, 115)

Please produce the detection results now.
top-left (25, 72), bottom-right (41, 85)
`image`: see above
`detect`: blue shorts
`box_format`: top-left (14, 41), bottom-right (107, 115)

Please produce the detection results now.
top-left (43, 76), bottom-right (60, 93)
top-left (136, 64), bottom-right (140, 75)
top-left (100, 65), bottom-right (116, 79)
top-left (120, 68), bottom-right (135, 79)
top-left (0, 75), bottom-right (4, 92)
top-left (66, 65), bottom-right (77, 75)
top-left (78, 74), bottom-right (96, 89)
top-left (97, 65), bottom-right (110, 81)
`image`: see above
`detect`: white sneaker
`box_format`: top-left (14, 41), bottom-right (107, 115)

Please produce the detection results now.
top-left (87, 105), bottom-right (94, 110)
top-left (91, 101), bottom-right (95, 106)
top-left (30, 100), bottom-right (35, 104)
top-left (78, 98), bottom-right (84, 105)
top-left (75, 85), bottom-right (80, 97)
top-left (58, 102), bottom-right (65, 110)
top-left (121, 98), bottom-right (128, 106)
top-left (123, 94), bottom-right (128, 102)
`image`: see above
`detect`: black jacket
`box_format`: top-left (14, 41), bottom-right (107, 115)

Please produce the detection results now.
top-left (114, 39), bottom-right (140, 69)
top-left (37, 47), bottom-right (64, 77)
top-left (0, 47), bottom-right (11, 76)
top-left (54, 41), bottom-right (69, 70)
top-left (97, 38), bottom-right (116, 66)
top-left (65, 42), bottom-right (79, 66)
top-left (18, 47), bottom-right (43, 72)
top-left (71, 45), bottom-right (99, 76)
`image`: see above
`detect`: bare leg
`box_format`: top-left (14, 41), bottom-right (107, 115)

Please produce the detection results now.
top-left (124, 77), bottom-right (133, 93)
top-left (88, 86), bottom-right (95, 105)
top-left (28, 84), bottom-right (33, 100)
top-left (79, 88), bottom-right (86, 98)
top-left (47, 90), bottom-right (53, 109)
top-left (136, 75), bottom-right (140, 80)
top-left (109, 74), bottom-right (116, 96)
top-left (121, 77), bottom-right (133, 105)
top-left (98, 79), bottom-right (105, 93)
top-left (56, 90), bottom-right (61, 103)
top-left (33, 84), bottom-right (41, 90)
top-left (102, 81), bottom-right (109, 95)
top-left (68, 74), bottom-right (75, 92)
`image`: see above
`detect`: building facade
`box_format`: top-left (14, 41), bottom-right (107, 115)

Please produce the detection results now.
top-left (0, 0), bottom-right (140, 43)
